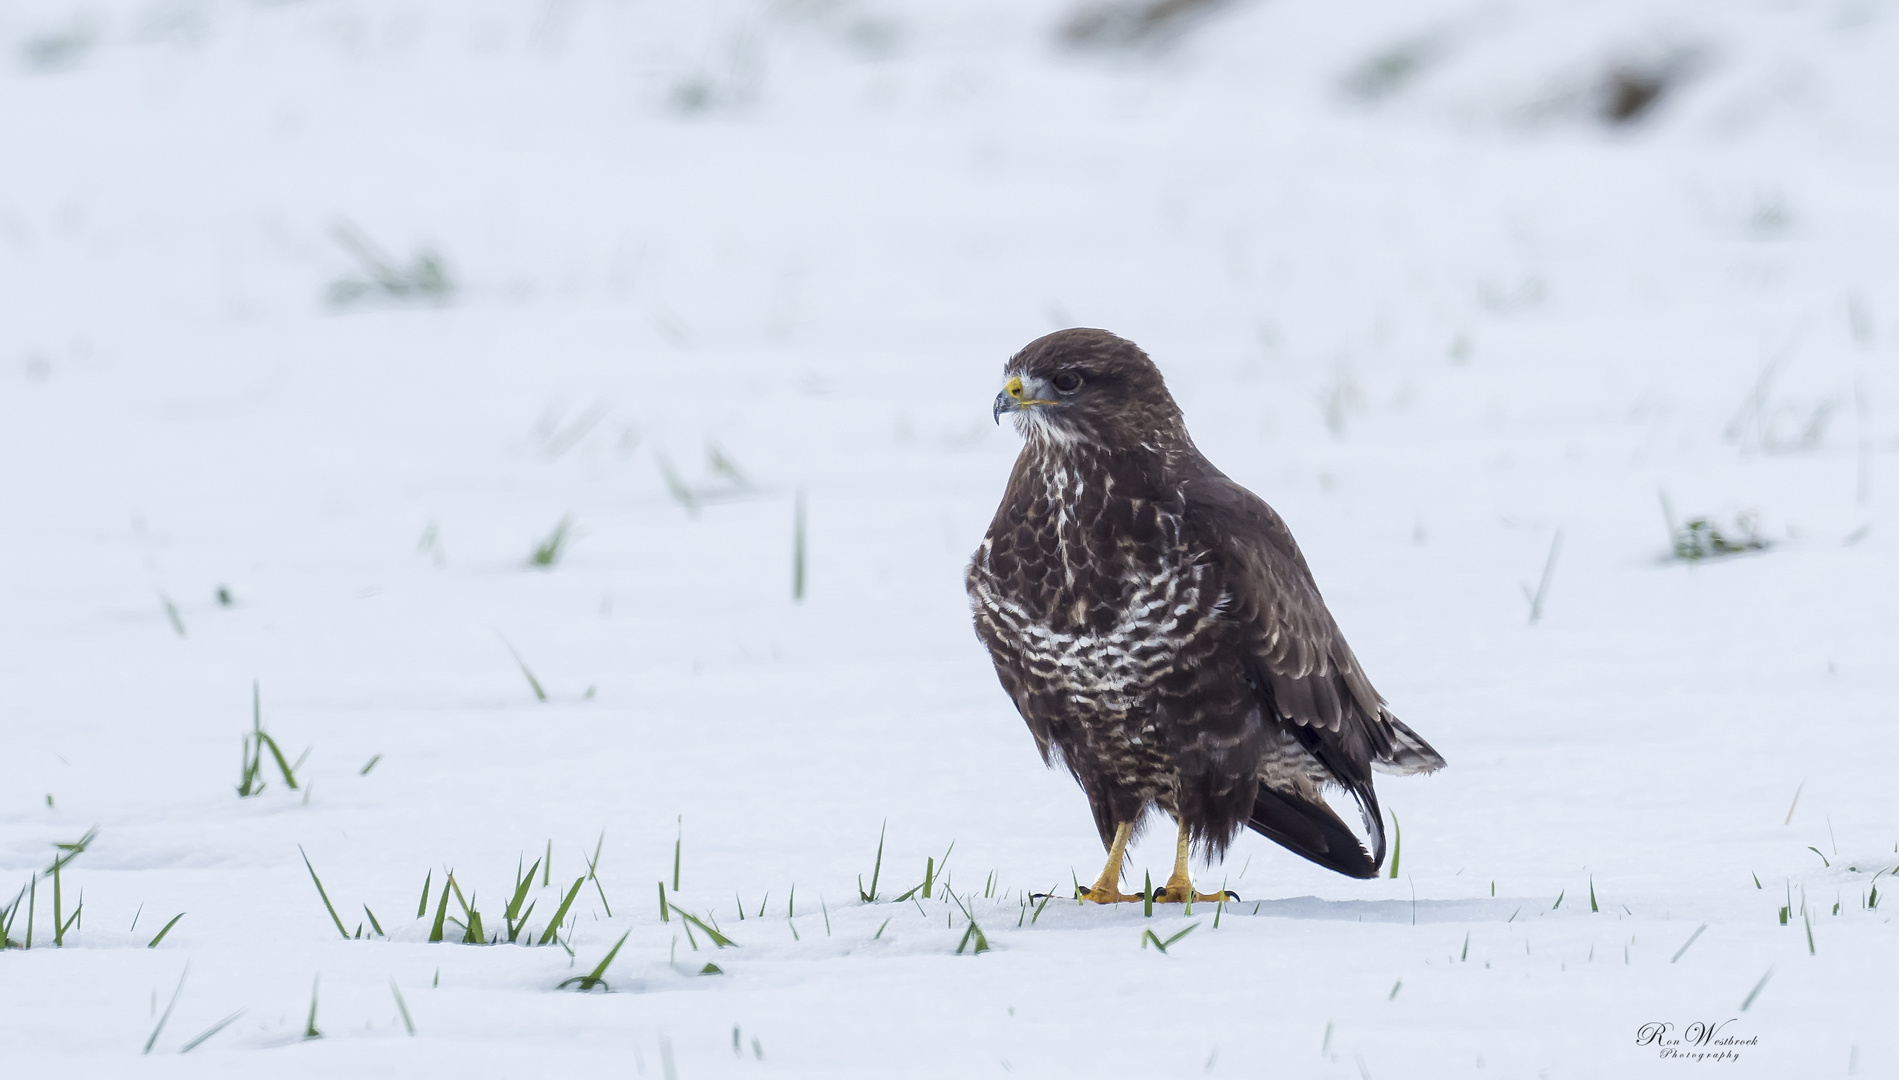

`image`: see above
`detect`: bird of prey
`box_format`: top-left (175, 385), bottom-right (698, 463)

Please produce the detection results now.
top-left (966, 329), bottom-right (1444, 903)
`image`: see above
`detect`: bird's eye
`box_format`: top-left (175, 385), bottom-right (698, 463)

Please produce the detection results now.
top-left (1052, 372), bottom-right (1083, 394)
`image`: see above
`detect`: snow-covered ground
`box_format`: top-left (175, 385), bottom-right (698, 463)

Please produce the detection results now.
top-left (3, 1), bottom-right (1896, 1076)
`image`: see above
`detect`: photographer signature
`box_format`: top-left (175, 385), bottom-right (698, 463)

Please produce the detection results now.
top-left (1635, 1020), bottom-right (1759, 1062)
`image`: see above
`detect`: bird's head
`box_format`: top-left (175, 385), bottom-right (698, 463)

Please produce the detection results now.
top-left (993, 328), bottom-right (1186, 451)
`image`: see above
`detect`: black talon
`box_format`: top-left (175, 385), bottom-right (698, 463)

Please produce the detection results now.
top-left (1224, 891), bottom-right (1241, 901)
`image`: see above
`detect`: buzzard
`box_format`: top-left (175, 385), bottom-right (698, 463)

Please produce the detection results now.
top-left (966, 329), bottom-right (1444, 903)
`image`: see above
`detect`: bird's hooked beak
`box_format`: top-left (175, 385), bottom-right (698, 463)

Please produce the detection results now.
top-left (993, 374), bottom-right (1059, 424)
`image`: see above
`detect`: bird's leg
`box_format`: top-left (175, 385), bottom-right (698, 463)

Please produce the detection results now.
top-left (1076, 821), bottom-right (1145, 904)
top-left (1152, 818), bottom-right (1238, 904)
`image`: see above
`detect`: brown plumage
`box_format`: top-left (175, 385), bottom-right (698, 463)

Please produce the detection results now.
top-left (966, 329), bottom-right (1443, 887)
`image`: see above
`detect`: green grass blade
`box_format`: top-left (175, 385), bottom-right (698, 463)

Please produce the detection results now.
top-left (418, 870), bottom-right (432, 919)
top-left (674, 908), bottom-right (738, 948)
top-left (1740, 968), bottom-right (1774, 1012)
top-left (160, 592), bottom-right (186, 637)
top-left (259, 733), bottom-right (300, 790)
top-left (147, 912), bottom-right (185, 948)
top-left (359, 754), bottom-right (382, 776)
top-left (586, 832), bottom-right (613, 917)
top-left (298, 846), bottom-right (349, 939)
top-left (657, 880), bottom-right (670, 923)
top-left (656, 455), bottom-right (698, 513)
top-left (143, 966), bottom-right (188, 1054)
top-left (505, 858), bottom-right (541, 927)
top-left (46, 826), bottom-right (99, 873)
top-left (529, 516), bottom-right (572, 567)
top-left (180, 1010), bottom-right (244, 1053)
top-left (237, 682), bottom-right (263, 796)
top-left (538, 877), bottom-right (586, 945)
top-left (428, 876), bottom-right (453, 943)
top-left (1670, 923), bottom-right (1709, 963)
top-left (1162, 923), bottom-right (1199, 949)
top-left (363, 905), bottom-right (385, 937)
top-left (1031, 892), bottom-right (1054, 924)
top-left (1, 882), bottom-right (26, 948)
top-left (303, 976), bottom-right (322, 1040)
top-left (50, 866), bottom-right (65, 946)
top-left (499, 636), bottom-right (548, 701)
top-left (861, 820), bottom-right (885, 902)
top-left (558, 929), bottom-right (631, 991)
top-left (237, 734), bottom-right (261, 797)
top-left (390, 981), bottom-right (416, 1035)
top-left (1387, 811), bottom-right (1402, 878)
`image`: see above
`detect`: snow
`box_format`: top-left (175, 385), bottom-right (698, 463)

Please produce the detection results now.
top-left (2, 0), bottom-right (1896, 1076)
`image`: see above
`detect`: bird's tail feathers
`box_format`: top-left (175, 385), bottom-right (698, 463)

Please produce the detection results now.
top-left (1247, 781), bottom-right (1385, 879)
top-left (1372, 712), bottom-right (1447, 776)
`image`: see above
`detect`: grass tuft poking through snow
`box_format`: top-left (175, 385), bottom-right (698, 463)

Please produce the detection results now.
top-left (142, 967), bottom-right (188, 1055)
top-left (44, 826), bottom-right (98, 947)
top-left (949, 890), bottom-right (990, 955)
top-left (299, 846), bottom-right (350, 940)
top-left (302, 976), bottom-right (322, 1040)
top-left (528, 516), bottom-right (573, 568)
top-left (1670, 923), bottom-right (1708, 963)
top-left (237, 682), bottom-right (303, 797)
top-left (497, 636), bottom-right (549, 703)
top-left (1660, 493), bottom-right (1770, 562)
top-left (671, 907), bottom-right (738, 949)
top-left (1140, 923), bottom-right (1198, 955)
top-left (858, 821), bottom-right (886, 902)
top-left (559, 931), bottom-right (631, 992)
top-left (146, 912), bottom-right (185, 949)
top-left (180, 1010), bottom-right (245, 1054)
top-left (325, 222), bottom-right (453, 310)
top-left (1387, 812), bottom-right (1402, 879)
top-left (390, 981), bottom-right (416, 1036)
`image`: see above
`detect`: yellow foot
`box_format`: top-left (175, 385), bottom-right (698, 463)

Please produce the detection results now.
top-left (1076, 885), bottom-right (1148, 904)
top-left (1151, 881), bottom-right (1239, 904)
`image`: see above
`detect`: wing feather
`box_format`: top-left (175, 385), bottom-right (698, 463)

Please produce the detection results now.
top-left (1180, 475), bottom-right (1445, 780)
